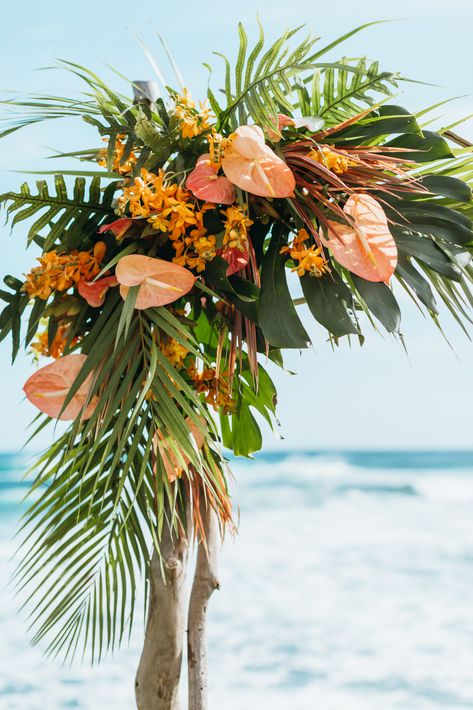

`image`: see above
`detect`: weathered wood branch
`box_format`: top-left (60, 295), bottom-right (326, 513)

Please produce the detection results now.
top-left (135, 521), bottom-right (190, 710)
top-left (187, 504), bottom-right (220, 710)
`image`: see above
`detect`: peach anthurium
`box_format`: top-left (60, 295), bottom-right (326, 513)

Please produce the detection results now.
top-left (221, 244), bottom-right (250, 275)
top-left (221, 125), bottom-right (296, 198)
top-left (155, 416), bottom-right (206, 482)
top-left (115, 254), bottom-right (196, 310)
top-left (320, 193), bottom-right (398, 283)
top-left (78, 275), bottom-right (118, 307)
top-left (186, 154), bottom-right (236, 204)
top-left (23, 353), bottom-right (98, 421)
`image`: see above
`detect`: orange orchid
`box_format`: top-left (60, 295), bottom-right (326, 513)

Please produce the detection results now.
top-left (23, 353), bottom-right (98, 421)
top-left (31, 324), bottom-right (80, 359)
top-left (320, 194), bottom-right (397, 283)
top-left (78, 275), bottom-right (119, 307)
top-left (115, 254), bottom-right (196, 310)
top-left (186, 154), bottom-right (236, 204)
top-left (221, 125), bottom-right (296, 198)
top-left (97, 134), bottom-right (137, 175)
top-left (24, 242), bottom-right (107, 300)
top-left (219, 204), bottom-right (253, 275)
top-left (281, 228), bottom-right (329, 277)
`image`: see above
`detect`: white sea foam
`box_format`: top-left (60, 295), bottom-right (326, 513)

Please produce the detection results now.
top-left (1, 453), bottom-right (473, 709)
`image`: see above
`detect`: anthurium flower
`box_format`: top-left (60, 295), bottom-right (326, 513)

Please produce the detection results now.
top-left (115, 254), bottom-right (196, 310)
top-left (23, 353), bottom-right (98, 421)
top-left (221, 244), bottom-right (250, 275)
top-left (320, 194), bottom-right (397, 283)
top-left (186, 154), bottom-right (236, 204)
top-left (155, 417), bottom-right (206, 482)
top-left (98, 217), bottom-right (134, 241)
top-left (78, 275), bottom-right (118, 307)
top-left (221, 125), bottom-right (296, 198)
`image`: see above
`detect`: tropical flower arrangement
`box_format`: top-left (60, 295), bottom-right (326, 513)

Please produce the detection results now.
top-left (1, 20), bottom-right (472, 710)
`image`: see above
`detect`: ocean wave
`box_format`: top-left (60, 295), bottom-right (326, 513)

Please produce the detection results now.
top-left (1, 450), bottom-right (473, 709)
top-left (335, 483), bottom-right (418, 497)
top-left (249, 449), bottom-right (473, 470)
top-left (232, 452), bottom-right (473, 507)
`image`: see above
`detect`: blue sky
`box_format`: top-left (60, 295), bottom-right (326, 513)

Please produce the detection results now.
top-left (0, 0), bottom-right (472, 451)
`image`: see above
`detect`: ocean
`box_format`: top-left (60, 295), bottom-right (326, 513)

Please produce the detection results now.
top-left (1, 451), bottom-right (473, 709)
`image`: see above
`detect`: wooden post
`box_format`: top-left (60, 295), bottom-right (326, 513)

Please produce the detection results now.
top-left (132, 83), bottom-right (220, 710)
top-left (187, 505), bottom-right (220, 710)
top-left (135, 522), bottom-right (189, 710)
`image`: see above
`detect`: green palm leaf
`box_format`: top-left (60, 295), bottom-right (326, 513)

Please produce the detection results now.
top-left (212, 22), bottom-right (402, 132)
top-left (14, 299), bottom-right (226, 662)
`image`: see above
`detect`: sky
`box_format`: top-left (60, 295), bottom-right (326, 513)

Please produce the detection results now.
top-left (0, 0), bottom-right (472, 451)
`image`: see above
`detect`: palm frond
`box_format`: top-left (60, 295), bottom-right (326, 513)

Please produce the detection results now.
top-left (14, 298), bottom-right (228, 663)
top-left (0, 64), bottom-right (160, 169)
top-left (213, 22), bottom-right (318, 130)
top-left (212, 22), bottom-right (402, 133)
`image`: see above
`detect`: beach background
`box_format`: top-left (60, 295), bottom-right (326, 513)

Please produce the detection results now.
top-left (2, 0), bottom-right (473, 707)
top-left (1, 450), bottom-right (473, 709)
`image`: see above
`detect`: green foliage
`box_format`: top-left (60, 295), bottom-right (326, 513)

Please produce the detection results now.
top-left (386, 130), bottom-right (455, 162)
top-left (0, 176), bottom-right (117, 250)
top-left (0, 19), bottom-right (472, 668)
top-left (328, 104), bottom-right (420, 144)
top-left (213, 22), bottom-right (317, 131)
top-left (257, 228), bottom-right (310, 348)
top-left (221, 363), bottom-right (277, 457)
top-left (301, 270), bottom-right (358, 337)
top-left (211, 22), bottom-right (402, 133)
top-left (351, 277), bottom-right (401, 334)
top-left (0, 275), bottom-right (29, 360)
top-left (15, 297), bottom-right (224, 661)
top-left (377, 189), bottom-right (473, 331)
top-left (299, 59), bottom-right (400, 126)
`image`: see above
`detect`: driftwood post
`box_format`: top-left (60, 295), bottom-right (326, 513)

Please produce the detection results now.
top-left (132, 83), bottom-right (221, 709)
top-left (134, 506), bottom-right (220, 710)
top-left (133, 81), bottom-right (188, 710)
top-left (187, 506), bottom-right (220, 710)
top-left (135, 524), bottom-right (190, 710)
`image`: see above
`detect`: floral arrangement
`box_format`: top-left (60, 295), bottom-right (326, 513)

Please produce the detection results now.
top-left (1, 20), bottom-right (472, 706)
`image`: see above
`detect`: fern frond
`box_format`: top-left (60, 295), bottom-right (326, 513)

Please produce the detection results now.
top-left (308, 57), bottom-right (400, 125)
top-left (0, 176), bottom-right (117, 249)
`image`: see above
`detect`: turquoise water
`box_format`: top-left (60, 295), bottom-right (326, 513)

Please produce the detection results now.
top-left (1, 451), bottom-right (473, 709)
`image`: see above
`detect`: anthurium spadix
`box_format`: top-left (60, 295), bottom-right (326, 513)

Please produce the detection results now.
top-left (115, 254), bottom-right (196, 309)
top-left (221, 125), bottom-right (296, 198)
top-left (320, 193), bottom-right (398, 283)
top-left (23, 353), bottom-right (97, 421)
